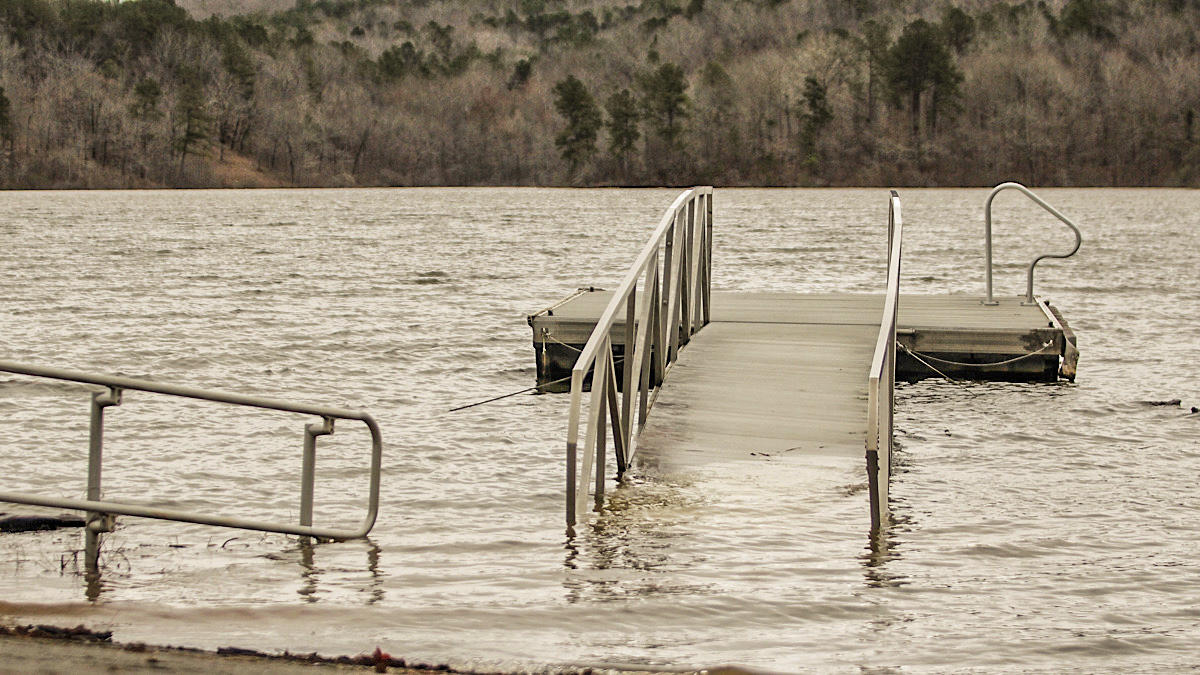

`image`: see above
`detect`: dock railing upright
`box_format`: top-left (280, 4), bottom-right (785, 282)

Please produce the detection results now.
top-left (565, 187), bottom-right (713, 527)
top-left (867, 191), bottom-right (903, 529)
top-left (0, 359), bottom-right (382, 570)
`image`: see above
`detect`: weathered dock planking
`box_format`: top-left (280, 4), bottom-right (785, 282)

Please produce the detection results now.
top-left (530, 290), bottom-right (1076, 391)
top-left (550, 186), bottom-right (1080, 530)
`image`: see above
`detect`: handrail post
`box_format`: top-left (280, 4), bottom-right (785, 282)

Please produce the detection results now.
top-left (300, 417), bottom-right (335, 539)
top-left (85, 386), bottom-right (122, 573)
top-left (620, 281), bottom-right (637, 472)
top-left (868, 192), bottom-right (903, 530)
top-left (704, 191), bottom-right (713, 325)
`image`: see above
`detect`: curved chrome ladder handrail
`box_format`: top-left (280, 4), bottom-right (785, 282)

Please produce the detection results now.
top-left (983, 182), bottom-right (1082, 305)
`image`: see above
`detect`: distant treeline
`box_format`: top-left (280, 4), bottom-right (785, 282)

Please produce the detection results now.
top-left (0, 0), bottom-right (1197, 188)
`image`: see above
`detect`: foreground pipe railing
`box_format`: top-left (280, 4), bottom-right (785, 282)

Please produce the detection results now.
top-left (983, 182), bottom-right (1082, 305)
top-left (0, 359), bottom-right (382, 568)
top-left (866, 191), bottom-right (903, 530)
top-left (565, 187), bottom-right (713, 527)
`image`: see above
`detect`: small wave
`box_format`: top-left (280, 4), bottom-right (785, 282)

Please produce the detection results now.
top-left (0, 378), bottom-right (98, 396)
top-left (410, 271), bottom-right (451, 285)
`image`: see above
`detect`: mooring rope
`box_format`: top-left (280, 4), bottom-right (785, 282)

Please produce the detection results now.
top-left (898, 344), bottom-right (958, 381)
top-left (447, 377), bottom-right (569, 412)
top-left (541, 332), bottom-right (583, 353)
top-left (448, 350), bottom-right (626, 413)
top-left (899, 340), bottom-right (1055, 369)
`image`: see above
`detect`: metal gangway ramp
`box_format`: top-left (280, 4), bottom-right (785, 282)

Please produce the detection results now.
top-left (552, 187), bottom-right (1078, 531)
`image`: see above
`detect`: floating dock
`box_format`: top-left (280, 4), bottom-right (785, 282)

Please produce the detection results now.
top-left (530, 290), bottom-right (1077, 392)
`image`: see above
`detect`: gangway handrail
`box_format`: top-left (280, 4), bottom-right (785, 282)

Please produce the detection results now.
top-left (866, 191), bottom-right (903, 530)
top-left (565, 186), bottom-right (713, 527)
top-left (983, 182), bottom-right (1082, 305)
top-left (0, 359), bottom-right (382, 557)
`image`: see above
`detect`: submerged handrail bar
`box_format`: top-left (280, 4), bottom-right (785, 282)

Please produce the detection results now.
top-left (0, 359), bottom-right (382, 543)
top-left (983, 182), bottom-right (1082, 305)
top-left (565, 187), bottom-right (713, 527)
top-left (866, 191), bottom-right (903, 530)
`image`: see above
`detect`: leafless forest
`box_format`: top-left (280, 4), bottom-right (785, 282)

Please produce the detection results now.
top-left (0, 0), bottom-right (1197, 188)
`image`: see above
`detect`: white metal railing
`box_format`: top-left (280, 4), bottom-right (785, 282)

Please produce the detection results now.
top-left (565, 187), bottom-right (712, 527)
top-left (0, 359), bottom-right (382, 567)
top-left (866, 191), bottom-right (903, 530)
top-left (983, 182), bottom-right (1082, 305)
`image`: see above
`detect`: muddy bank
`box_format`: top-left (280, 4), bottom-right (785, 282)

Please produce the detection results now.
top-left (0, 624), bottom-right (455, 674)
top-left (0, 624), bottom-right (747, 675)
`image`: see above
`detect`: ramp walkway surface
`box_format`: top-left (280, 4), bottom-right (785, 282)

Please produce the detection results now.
top-left (631, 292), bottom-right (1059, 467)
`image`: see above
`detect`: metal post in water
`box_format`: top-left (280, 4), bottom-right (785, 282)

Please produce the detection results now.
top-left (300, 417), bottom-right (335, 537)
top-left (85, 387), bottom-right (122, 574)
top-left (866, 448), bottom-right (881, 530)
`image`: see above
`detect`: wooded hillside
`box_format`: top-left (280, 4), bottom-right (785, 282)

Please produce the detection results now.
top-left (0, 0), bottom-right (1197, 188)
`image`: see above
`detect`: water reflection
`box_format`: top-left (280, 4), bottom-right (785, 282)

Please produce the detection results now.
top-left (862, 444), bottom-right (911, 589)
top-left (298, 541), bottom-right (317, 603)
top-left (75, 532), bottom-right (131, 602)
top-left (562, 474), bottom-right (712, 605)
top-left (294, 538), bottom-right (384, 604)
top-left (861, 525), bottom-right (905, 589)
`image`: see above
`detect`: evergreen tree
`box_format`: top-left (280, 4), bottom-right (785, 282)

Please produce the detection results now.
top-left (859, 20), bottom-right (890, 125)
top-left (637, 62), bottom-right (689, 147)
top-left (130, 78), bottom-right (163, 120)
top-left (173, 70), bottom-right (213, 176)
top-left (939, 6), bottom-right (975, 54)
top-left (799, 77), bottom-right (831, 162)
top-left (605, 88), bottom-right (640, 175)
top-left (883, 19), bottom-right (961, 138)
top-left (551, 74), bottom-right (602, 178)
top-left (0, 86), bottom-right (12, 146)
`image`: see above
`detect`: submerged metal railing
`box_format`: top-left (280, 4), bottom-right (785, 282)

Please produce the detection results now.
top-left (867, 191), bottom-right (903, 530)
top-left (983, 182), bottom-right (1082, 305)
top-left (0, 359), bottom-right (382, 567)
top-left (565, 187), bottom-right (712, 527)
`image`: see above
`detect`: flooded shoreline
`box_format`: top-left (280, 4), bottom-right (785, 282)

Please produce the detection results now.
top-left (2, 188), bottom-right (1199, 671)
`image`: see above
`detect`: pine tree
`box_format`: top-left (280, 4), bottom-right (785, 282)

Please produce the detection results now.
top-left (799, 77), bottom-right (831, 163)
top-left (174, 70), bottom-right (213, 177)
top-left (551, 75), bottom-right (602, 179)
top-left (883, 19), bottom-right (962, 138)
top-left (0, 86), bottom-right (12, 146)
top-left (605, 88), bottom-right (640, 177)
top-left (637, 62), bottom-right (689, 147)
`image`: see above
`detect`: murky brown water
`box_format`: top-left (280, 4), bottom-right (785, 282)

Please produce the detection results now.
top-left (1, 188), bottom-right (1198, 671)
